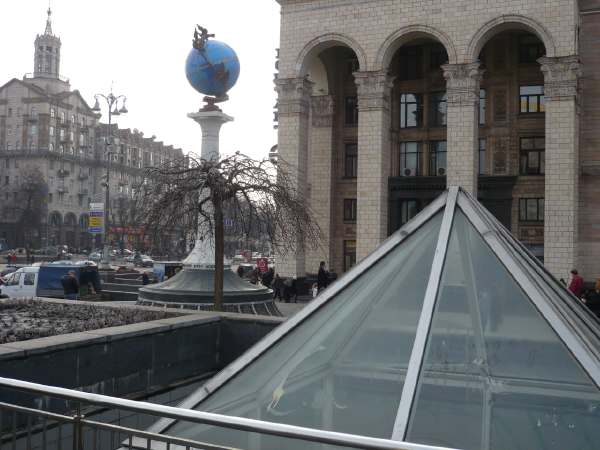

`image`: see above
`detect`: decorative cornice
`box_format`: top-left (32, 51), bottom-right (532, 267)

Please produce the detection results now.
top-left (275, 77), bottom-right (313, 117)
top-left (539, 56), bottom-right (581, 100)
top-left (442, 62), bottom-right (483, 106)
top-left (354, 70), bottom-right (395, 112)
top-left (311, 95), bottom-right (334, 128)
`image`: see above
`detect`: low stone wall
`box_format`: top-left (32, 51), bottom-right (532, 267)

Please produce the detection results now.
top-left (0, 301), bottom-right (284, 413)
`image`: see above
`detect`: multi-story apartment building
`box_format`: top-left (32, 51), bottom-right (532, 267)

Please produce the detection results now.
top-left (275, 0), bottom-right (600, 282)
top-left (0, 9), bottom-right (183, 251)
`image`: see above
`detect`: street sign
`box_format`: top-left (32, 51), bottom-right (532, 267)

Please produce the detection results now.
top-left (89, 202), bottom-right (104, 211)
top-left (88, 209), bottom-right (104, 234)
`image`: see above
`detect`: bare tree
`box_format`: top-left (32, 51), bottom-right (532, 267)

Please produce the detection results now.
top-left (140, 152), bottom-right (322, 311)
top-left (2, 167), bottom-right (48, 248)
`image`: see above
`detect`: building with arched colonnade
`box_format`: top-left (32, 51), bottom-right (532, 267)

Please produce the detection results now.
top-left (275, 0), bottom-right (600, 282)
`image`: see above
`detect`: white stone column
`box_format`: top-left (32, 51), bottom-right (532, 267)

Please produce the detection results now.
top-left (354, 70), bottom-right (394, 261)
top-left (275, 77), bottom-right (312, 278)
top-left (306, 95), bottom-right (334, 272)
top-left (539, 56), bottom-right (581, 279)
top-left (443, 63), bottom-right (483, 195)
top-left (183, 110), bottom-right (233, 269)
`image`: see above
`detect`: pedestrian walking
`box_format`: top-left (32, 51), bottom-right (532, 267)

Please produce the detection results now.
top-left (61, 270), bottom-right (80, 300)
top-left (568, 269), bottom-right (584, 298)
top-left (583, 278), bottom-right (600, 317)
top-left (317, 261), bottom-right (329, 294)
top-left (236, 265), bottom-right (244, 278)
top-left (272, 274), bottom-right (284, 301)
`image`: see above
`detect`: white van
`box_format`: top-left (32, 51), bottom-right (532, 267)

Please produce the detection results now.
top-left (0, 266), bottom-right (39, 298)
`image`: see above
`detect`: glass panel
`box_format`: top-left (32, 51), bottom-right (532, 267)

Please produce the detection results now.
top-left (529, 151), bottom-right (540, 171)
top-left (521, 86), bottom-right (543, 95)
top-left (521, 138), bottom-right (533, 150)
top-left (528, 97), bottom-right (539, 113)
top-left (527, 199), bottom-right (538, 220)
top-left (407, 211), bottom-right (600, 450)
top-left (406, 102), bottom-right (418, 127)
top-left (167, 214), bottom-right (444, 448)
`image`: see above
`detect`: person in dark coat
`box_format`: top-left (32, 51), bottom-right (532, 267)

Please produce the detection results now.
top-left (317, 261), bottom-right (329, 293)
top-left (583, 278), bottom-right (600, 317)
top-left (142, 272), bottom-right (150, 285)
top-left (237, 265), bottom-right (244, 278)
top-left (61, 270), bottom-right (80, 300)
top-left (272, 274), bottom-right (284, 301)
top-left (262, 267), bottom-right (274, 288)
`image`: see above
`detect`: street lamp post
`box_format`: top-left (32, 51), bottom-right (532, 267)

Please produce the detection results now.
top-left (92, 91), bottom-right (128, 269)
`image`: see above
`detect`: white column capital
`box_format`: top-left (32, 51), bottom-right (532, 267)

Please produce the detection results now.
top-left (275, 77), bottom-right (313, 117)
top-left (442, 62), bottom-right (483, 105)
top-left (354, 70), bottom-right (395, 111)
top-left (538, 56), bottom-right (582, 100)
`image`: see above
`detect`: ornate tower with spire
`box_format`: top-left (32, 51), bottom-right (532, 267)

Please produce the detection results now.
top-left (33, 7), bottom-right (61, 79)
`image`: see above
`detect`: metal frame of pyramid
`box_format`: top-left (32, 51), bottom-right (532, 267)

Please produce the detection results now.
top-left (151, 187), bottom-right (600, 449)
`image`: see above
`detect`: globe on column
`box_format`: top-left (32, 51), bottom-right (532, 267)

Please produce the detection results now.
top-left (185, 27), bottom-right (240, 99)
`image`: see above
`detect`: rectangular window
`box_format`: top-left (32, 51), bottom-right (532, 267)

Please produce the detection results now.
top-left (400, 199), bottom-right (419, 226)
top-left (519, 35), bottom-right (545, 64)
top-left (344, 96), bottom-right (358, 126)
top-left (429, 92), bottom-right (447, 127)
top-left (60, 129), bottom-right (65, 140)
top-left (520, 137), bottom-right (545, 175)
top-left (400, 94), bottom-right (422, 128)
top-left (429, 140), bottom-right (447, 176)
top-left (4, 176), bottom-right (9, 186)
top-left (344, 143), bottom-right (358, 178)
top-left (479, 139), bottom-right (487, 175)
top-left (399, 142), bottom-right (421, 176)
top-left (24, 272), bottom-right (35, 286)
top-left (429, 44), bottom-right (448, 70)
top-left (49, 126), bottom-right (54, 137)
top-left (519, 198), bottom-right (545, 222)
top-left (398, 46), bottom-right (423, 80)
top-left (343, 199), bottom-right (357, 223)
top-left (48, 193), bottom-right (53, 203)
top-left (479, 89), bottom-right (486, 125)
top-left (520, 86), bottom-right (545, 113)
top-left (50, 108), bottom-right (55, 118)
top-left (343, 240), bottom-right (357, 272)
top-left (7, 127), bottom-right (11, 136)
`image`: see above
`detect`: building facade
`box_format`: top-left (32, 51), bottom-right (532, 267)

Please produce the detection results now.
top-left (275, 0), bottom-right (600, 281)
top-left (0, 9), bottom-right (183, 251)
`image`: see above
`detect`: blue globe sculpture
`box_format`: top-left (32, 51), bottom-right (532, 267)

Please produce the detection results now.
top-left (185, 39), bottom-right (240, 98)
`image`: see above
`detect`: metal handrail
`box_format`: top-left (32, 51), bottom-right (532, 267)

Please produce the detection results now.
top-left (0, 376), bottom-right (459, 450)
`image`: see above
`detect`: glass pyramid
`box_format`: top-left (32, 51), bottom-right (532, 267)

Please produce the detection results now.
top-left (153, 187), bottom-right (600, 450)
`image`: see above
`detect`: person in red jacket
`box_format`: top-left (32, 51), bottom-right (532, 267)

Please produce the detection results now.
top-left (568, 269), bottom-right (584, 298)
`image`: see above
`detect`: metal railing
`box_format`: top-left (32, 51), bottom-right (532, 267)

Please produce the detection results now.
top-left (0, 376), bottom-right (458, 450)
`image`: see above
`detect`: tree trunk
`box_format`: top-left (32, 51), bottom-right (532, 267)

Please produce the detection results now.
top-left (214, 197), bottom-right (225, 312)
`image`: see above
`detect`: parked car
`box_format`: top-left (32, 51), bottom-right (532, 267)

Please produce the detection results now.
top-left (89, 252), bottom-right (102, 262)
top-left (0, 264), bottom-right (101, 299)
top-left (135, 255), bottom-right (154, 268)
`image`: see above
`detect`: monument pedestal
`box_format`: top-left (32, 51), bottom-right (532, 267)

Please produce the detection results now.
top-left (138, 108), bottom-right (278, 315)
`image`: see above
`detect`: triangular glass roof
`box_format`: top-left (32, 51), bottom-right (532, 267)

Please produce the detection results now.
top-left (153, 187), bottom-right (600, 450)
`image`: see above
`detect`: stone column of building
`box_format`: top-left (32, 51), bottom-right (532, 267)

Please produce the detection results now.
top-left (306, 95), bottom-right (335, 273)
top-left (275, 77), bottom-right (312, 278)
top-left (443, 63), bottom-right (483, 195)
top-left (539, 56), bottom-right (581, 279)
top-left (354, 71), bottom-right (394, 261)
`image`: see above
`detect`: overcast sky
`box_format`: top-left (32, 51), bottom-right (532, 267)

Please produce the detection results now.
top-left (1, 0), bottom-right (281, 159)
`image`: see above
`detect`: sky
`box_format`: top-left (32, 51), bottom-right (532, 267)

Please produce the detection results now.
top-left (0, 0), bottom-right (281, 159)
